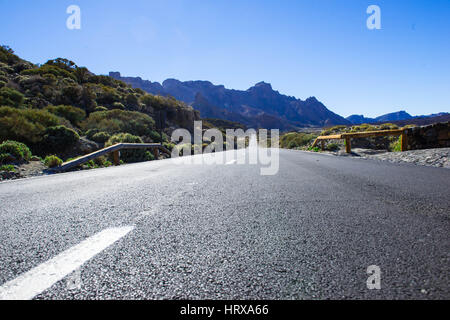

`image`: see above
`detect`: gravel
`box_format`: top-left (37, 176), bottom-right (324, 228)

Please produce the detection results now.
top-left (346, 148), bottom-right (450, 168)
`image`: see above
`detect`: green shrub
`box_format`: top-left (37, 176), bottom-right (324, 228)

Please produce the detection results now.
top-left (105, 133), bottom-right (152, 163)
top-left (44, 155), bottom-right (63, 168)
top-left (379, 123), bottom-right (399, 130)
top-left (280, 132), bottom-right (317, 149)
top-left (91, 131), bottom-right (110, 143)
top-left (0, 106), bottom-right (65, 146)
top-left (389, 136), bottom-right (402, 152)
top-left (308, 146), bottom-right (321, 152)
top-left (105, 132), bottom-right (142, 146)
top-left (21, 65), bottom-right (76, 81)
top-left (42, 125), bottom-right (80, 153)
top-left (44, 58), bottom-right (77, 72)
top-left (94, 106), bottom-right (108, 112)
top-left (321, 125), bottom-right (349, 136)
top-left (163, 142), bottom-right (175, 151)
top-left (0, 140), bottom-right (32, 162)
top-left (0, 46), bottom-right (20, 65)
top-left (83, 109), bottom-right (155, 136)
top-left (0, 87), bottom-right (24, 107)
top-left (93, 156), bottom-right (112, 167)
top-left (0, 153), bottom-right (11, 164)
top-left (111, 102), bottom-right (125, 110)
top-left (351, 124), bottom-right (377, 132)
top-left (44, 105), bottom-right (86, 126)
top-left (85, 128), bottom-right (99, 140)
top-left (0, 164), bottom-right (15, 172)
top-left (148, 130), bottom-right (161, 142)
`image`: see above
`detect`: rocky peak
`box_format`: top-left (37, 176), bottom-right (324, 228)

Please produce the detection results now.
top-left (248, 81), bottom-right (273, 92)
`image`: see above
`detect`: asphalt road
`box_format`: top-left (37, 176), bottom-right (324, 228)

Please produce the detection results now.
top-left (0, 149), bottom-right (449, 300)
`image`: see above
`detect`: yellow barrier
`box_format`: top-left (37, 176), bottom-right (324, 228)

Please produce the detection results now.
top-left (312, 129), bottom-right (408, 153)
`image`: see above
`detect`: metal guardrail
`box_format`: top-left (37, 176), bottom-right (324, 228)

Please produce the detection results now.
top-left (52, 143), bottom-right (171, 172)
top-left (312, 129), bottom-right (408, 153)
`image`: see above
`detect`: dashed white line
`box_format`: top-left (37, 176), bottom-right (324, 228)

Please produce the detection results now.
top-left (226, 160), bottom-right (237, 165)
top-left (0, 226), bottom-right (134, 300)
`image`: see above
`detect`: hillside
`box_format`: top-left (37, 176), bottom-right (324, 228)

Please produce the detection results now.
top-left (0, 45), bottom-right (199, 163)
top-left (110, 72), bottom-right (351, 130)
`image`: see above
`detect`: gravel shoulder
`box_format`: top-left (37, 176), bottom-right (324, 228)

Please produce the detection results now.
top-left (0, 161), bottom-right (48, 181)
top-left (348, 148), bottom-right (450, 168)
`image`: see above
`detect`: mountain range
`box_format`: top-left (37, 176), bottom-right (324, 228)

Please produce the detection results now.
top-left (109, 72), bottom-right (448, 130)
top-left (109, 72), bottom-right (350, 130)
top-left (346, 111), bottom-right (449, 125)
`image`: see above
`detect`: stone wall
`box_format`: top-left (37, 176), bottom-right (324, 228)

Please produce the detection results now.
top-left (407, 122), bottom-right (450, 150)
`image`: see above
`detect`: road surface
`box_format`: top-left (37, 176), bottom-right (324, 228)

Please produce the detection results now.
top-left (0, 149), bottom-right (449, 299)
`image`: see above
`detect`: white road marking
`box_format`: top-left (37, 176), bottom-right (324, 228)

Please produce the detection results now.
top-left (226, 160), bottom-right (237, 165)
top-left (0, 226), bottom-right (134, 300)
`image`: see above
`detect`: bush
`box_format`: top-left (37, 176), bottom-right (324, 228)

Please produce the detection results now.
top-left (0, 46), bottom-right (19, 64)
top-left (0, 106), bottom-right (64, 146)
top-left (0, 153), bottom-right (12, 164)
top-left (91, 131), bottom-right (110, 143)
top-left (321, 125), bottom-right (349, 136)
top-left (148, 130), bottom-right (161, 142)
top-left (163, 142), bottom-right (175, 151)
top-left (21, 65), bottom-right (76, 81)
top-left (94, 106), bottom-right (108, 112)
top-left (83, 109), bottom-right (156, 136)
top-left (93, 156), bottom-right (112, 167)
top-left (280, 132), bottom-right (317, 149)
top-left (379, 123), bottom-right (399, 130)
top-left (0, 164), bottom-right (15, 172)
top-left (85, 128), bottom-right (99, 140)
top-left (105, 133), bottom-right (152, 163)
top-left (0, 87), bottom-right (24, 107)
top-left (44, 105), bottom-right (86, 126)
top-left (42, 125), bottom-right (80, 153)
top-left (0, 140), bottom-right (32, 162)
top-left (350, 124), bottom-right (377, 132)
top-left (44, 155), bottom-right (63, 168)
top-left (308, 146), bottom-right (321, 152)
top-left (389, 136), bottom-right (402, 152)
top-left (111, 102), bottom-right (125, 110)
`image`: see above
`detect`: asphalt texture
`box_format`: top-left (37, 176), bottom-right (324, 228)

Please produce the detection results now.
top-left (0, 149), bottom-right (449, 299)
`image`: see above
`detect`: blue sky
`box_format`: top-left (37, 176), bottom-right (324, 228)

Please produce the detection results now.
top-left (1, 0), bottom-right (449, 117)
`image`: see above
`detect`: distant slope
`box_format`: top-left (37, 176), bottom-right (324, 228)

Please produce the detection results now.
top-left (110, 72), bottom-right (351, 130)
top-left (346, 114), bottom-right (376, 124)
top-left (375, 111), bottom-right (413, 122)
top-left (380, 113), bottom-right (450, 127)
top-left (347, 110), bottom-right (449, 125)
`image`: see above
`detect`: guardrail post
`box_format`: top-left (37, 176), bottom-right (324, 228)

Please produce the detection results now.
top-left (321, 140), bottom-right (325, 151)
top-left (401, 131), bottom-right (408, 152)
top-left (153, 147), bottom-right (159, 159)
top-left (113, 151), bottom-right (120, 166)
top-left (345, 137), bottom-right (351, 154)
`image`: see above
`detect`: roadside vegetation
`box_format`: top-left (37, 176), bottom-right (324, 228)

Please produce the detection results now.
top-left (0, 45), bottom-right (206, 176)
top-left (280, 123), bottom-right (418, 153)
